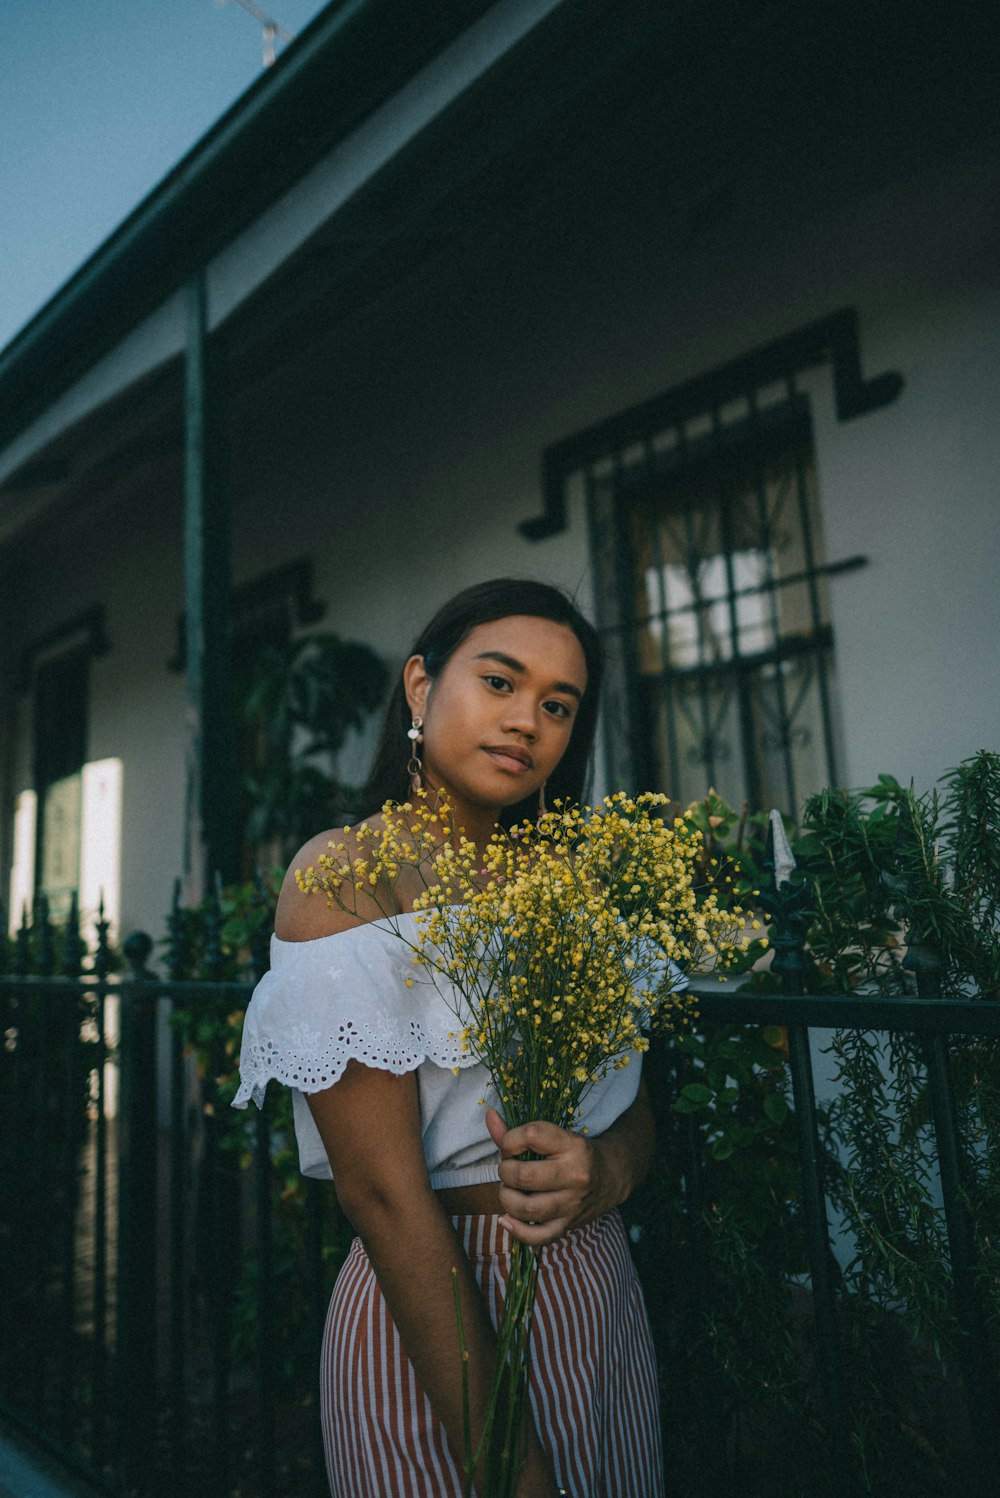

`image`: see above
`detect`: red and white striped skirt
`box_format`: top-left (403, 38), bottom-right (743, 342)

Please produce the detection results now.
top-left (320, 1211), bottom-right (664, 1497)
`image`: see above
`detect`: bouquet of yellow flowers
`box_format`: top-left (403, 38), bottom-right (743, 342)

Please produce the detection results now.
top-left (299, 791), bottom-right (757, 1497)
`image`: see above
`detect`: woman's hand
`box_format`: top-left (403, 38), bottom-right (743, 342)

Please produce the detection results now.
top-left (485, 1080), bottom-right (654, 1247)
top-left (486, 1110), bottom-right (601, 1244)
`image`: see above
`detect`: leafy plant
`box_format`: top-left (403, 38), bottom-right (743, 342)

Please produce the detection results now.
top-left (166, 875), bottom-right (353, 1464)
top-left (796, 752), bottom-right (1000, 998)
top-left (239, 630), bottom-right (389, 862)
top-left (625, 1017), bottom-right (827, 1495)
top-left (636, 757), bottom-right (1000, 1494)
top-left (797, 756), bottom-right (999, 1489)
top-left (166, 625), bottom-right (389, 1432)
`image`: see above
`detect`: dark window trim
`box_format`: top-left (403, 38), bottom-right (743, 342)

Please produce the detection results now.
top-left (17, 604), bottom-right (109, 693)
top-left (168, 556), bottom-right (325, 671)
top-left (585, 383), bottom-right (856, 811)
top-left (520, 307), bottom-right (903, 540)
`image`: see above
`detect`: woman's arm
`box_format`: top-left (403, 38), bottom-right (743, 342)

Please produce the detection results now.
top-left (486, 1076), bottom-right (655, 1248)
top-left (307, 1061), bottom-right (559, 1498)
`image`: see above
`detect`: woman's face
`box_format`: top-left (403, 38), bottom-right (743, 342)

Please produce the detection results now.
top-left (404, 614), bottom-right (588, 829)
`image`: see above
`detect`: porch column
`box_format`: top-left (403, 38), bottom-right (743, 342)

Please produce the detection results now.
top-left (183, 271), bottom-right (238, 901)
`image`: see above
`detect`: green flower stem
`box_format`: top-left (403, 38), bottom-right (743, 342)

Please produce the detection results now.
top-left (451, 1268), bottom-right (476, 1498)
top-left (453, 1246), bottom-right (540, 1498)
top-left (488, 1241), bottom-right (539, 1498)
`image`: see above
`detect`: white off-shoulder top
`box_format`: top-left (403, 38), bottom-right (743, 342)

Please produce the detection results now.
top-left (233, 912), bottom-right (658, 1190)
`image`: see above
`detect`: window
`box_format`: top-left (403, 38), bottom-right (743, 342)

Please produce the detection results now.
top-left (595, 403), bottom-right (847, 814)
top-left (169, 557), bottom-right (326, 876)
top-left (33, 643), bottom-right (89, 922)
top-left (522, 313), bottom-right (902, 816)
top-left (13, 607), bottom-right (119, 929)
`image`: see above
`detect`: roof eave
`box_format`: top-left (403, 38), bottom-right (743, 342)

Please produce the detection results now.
top-left (0, 0), bottom-right (501, 452)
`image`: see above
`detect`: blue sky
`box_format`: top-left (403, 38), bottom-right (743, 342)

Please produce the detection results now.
top-left (2, 0), bottom-right (330, 353)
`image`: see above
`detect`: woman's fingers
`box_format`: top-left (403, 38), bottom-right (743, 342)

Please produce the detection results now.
top-left (498, 1118), bottom-right (572, 1159)
top-left (500, 1213), bottom-right (570, 1248)
top-left (497, 1185), bottom-right (565, 1222)
top-left (488, 1112), bottom-right (591, 1171)
top-left (485, 1106), bottom-right (508, 1148)
top-left (488, 1111), bottom-right (601, 1239)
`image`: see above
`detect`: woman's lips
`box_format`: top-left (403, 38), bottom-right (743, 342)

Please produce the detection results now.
top-left (483, 745), bottom-right (534, 773)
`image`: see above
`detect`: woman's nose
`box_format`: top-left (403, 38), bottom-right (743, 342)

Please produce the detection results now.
top-left (502, 699), bottom-right (538, 740)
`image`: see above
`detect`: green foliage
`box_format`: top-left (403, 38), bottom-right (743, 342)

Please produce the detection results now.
top-left (166, 875), bottom-right (353, 1421)
top-left (625, 1023), bottom-right (826, 1494)
top-left (0, 902), bottom-right (117, 1144)
top-left (832, 1030), bottom-right (948, 1304)
top-left (624, 787), bottom-right (816, 1485)
top-left (796, 752), bottom-right (1000, 998)
top-left (794, 758), bottom-right (999, 1488)
top-left (239, 630), bottom-right (389, 859)
top-left (167, 875), bottom-right (278, 982)
top-left (634, 758), bottom-right (1000, 1494)
top-left (165, 627), bottom-right (387, 1460)
top-left (964, 1039), bottom-right (1000, 1336)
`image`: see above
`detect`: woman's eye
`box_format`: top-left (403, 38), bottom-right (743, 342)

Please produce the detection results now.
top-left (483, 674), bottom-right (511, 692)
top-left (543, 700), bottom-right (572, 720)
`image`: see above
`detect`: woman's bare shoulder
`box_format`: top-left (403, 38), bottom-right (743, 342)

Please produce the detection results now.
top-left (275, 817), bottom-right (391, 941)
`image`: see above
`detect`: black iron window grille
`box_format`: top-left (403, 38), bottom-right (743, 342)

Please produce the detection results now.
top-left (521, 310), bottom-right (903, 817)
top-left (593, 400), bottom-right (851, 815)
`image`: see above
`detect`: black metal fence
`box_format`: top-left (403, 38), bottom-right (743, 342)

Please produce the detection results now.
top-left (1, 893), bottom-right (998, 1498)
top-left (0, 893), bottom-right (338, 1498)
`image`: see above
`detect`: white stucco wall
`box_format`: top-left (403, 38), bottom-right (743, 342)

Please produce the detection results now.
top-left (795, 150), bottom-right (1000, 791)
top-left (3, 132), bottom-right (997, 937)
top-left (3, 478), bottom-right (187, 941)
top-left (227, 139), bottom-right (1000, 802)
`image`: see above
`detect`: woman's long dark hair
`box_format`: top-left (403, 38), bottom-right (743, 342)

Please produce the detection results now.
top-left (361, 578), bottom-right (603, 826)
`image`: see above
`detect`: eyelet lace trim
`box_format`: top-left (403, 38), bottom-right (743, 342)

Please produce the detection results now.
top-left (233, 922), bottom-right (476, 1110)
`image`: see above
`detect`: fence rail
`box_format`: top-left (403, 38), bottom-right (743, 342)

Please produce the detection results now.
top-left (1, 893), bottom-right (998, 1498)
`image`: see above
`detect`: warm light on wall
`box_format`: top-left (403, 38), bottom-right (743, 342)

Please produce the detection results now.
top-left (80, 758), bottom-right (123, 943)
top-left (7, 760), bottom-right (122, 941)
top-left (7, 790), bottom-right (37, 935)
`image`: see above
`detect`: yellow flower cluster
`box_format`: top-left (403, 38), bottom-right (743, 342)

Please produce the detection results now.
top-left (298, 791), bottom-right (757, 1131)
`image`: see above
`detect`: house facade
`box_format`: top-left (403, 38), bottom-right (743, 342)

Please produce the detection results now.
top-left (1, 0), bottom-right (998, 944)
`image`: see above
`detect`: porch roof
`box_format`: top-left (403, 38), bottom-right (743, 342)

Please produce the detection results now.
top-left (1, 0), bottom-right (997, 524)
top-left (0, 0), bottom-right (513, 453)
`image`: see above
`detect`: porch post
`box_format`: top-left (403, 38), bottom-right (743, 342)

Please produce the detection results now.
top-left (183, 271), bottom-right (238, 902)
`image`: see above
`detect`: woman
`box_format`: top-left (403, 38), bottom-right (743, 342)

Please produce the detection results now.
top-left (235, 579), bottom-right (664, 1497)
